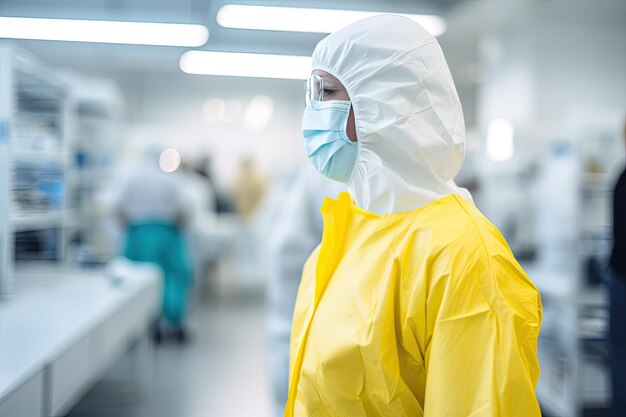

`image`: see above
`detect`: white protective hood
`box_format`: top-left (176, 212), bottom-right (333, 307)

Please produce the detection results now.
top-left (311, 14), bottom-right (472, 214)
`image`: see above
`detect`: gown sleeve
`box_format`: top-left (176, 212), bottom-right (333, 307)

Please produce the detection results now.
top-left (420, 241), bottom-right (542, 417)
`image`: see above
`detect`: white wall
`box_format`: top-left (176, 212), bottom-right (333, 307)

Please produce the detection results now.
top-left (474, 0), bottom-right (626, 251)
top-left (115, 73), bottom-right (309, 189)
top-left (478, 0), bottom-right (626, 138)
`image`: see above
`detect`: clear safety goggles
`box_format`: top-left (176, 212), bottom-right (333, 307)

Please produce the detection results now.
top-left (305, 74), bottom-right (324, 104)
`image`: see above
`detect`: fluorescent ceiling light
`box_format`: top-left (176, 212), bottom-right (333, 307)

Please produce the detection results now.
top-left (0, 16), bottom-right (208, 47)
top-left (217, 5), bottom-right (447, 37)
top-left (180, 51), bottom-right (311, 80)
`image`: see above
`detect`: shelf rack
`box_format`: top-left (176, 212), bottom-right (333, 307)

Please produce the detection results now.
top-left (61, 73), bottom-right (124, 265)
top-left (0, 46), bottom-right (71, 294)
top-left (532, 143), bottom-right (616, 417)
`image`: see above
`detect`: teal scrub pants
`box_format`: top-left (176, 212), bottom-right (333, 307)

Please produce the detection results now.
top-left (124, 221), bottom-right (192, 327)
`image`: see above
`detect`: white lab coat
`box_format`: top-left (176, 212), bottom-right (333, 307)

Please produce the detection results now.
top-left (116, 162), bottom-right (186, 223)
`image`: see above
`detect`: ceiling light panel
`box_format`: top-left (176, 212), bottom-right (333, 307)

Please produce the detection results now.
top-left (180, 51), bottom-right (311, 80)
top-left (217, 5), bottom-right (446, 37)
top-left (0, 16), bottom-right (209, 47)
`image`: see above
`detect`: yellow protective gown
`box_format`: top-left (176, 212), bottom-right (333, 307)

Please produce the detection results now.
top-left (285, 192), bottom-right (542, 416)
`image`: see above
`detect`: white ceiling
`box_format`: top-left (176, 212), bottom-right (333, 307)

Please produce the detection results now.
top-left (0, 0), bottom-right (468, 74)
top-left (0, 0), bottom-right (569, 130)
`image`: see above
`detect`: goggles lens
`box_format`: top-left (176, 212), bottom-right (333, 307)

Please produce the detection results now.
top-left (305, 74), bottom-right (324, 103)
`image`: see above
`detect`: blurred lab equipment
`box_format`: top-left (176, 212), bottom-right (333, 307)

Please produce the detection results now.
top-left (266, 164), bottom-right (343, 417)
top-left (177, 159), bottom-right (221, 298)
top-left (116, 146), bottom-right (193, 342)
top-left (525, 127), bottom-right (623, 416)
top-left (0, 46), bottom-right (69, 294)
top-left (536, 142), bottom-right (579, 271)
top-left (12, 162), bottom-right (65, 262)
top-left (64, 73), bottom-right (124, 266)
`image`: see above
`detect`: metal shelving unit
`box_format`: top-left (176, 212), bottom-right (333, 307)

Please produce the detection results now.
top-left (62, 73), bottom-right (124, 266)
top-left (0, 46), bottom-right (71, 294)
top-left (531, 142), bottom-right (615, 417)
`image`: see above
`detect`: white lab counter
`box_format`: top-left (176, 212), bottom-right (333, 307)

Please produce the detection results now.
top-left (0, 260), bottom-right (161, 417)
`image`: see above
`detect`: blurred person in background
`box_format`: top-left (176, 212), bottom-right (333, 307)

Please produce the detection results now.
top-left (116, 145), bottom-right (193, 343)
top-left (196, 155), bottom-right (221, 213)
top-left (285, 15), bottom-right (542, 417)
top-left (234, 157), bottom-right (266, 221)
top-left (177, 158), bottom-right (222, 301)
top-left (266, 163), bottom-right (343, 417)
top-left (609, 117), bottom-right (626, 416)
top-left (178, 158), bottom-right (217, 220)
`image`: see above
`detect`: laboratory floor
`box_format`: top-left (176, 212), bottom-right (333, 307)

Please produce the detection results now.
top-left (67, 291), bottom-right (273, 417)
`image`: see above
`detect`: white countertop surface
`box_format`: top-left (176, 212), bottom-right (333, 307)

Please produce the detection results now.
top-left (0, 259), bottom-right (160, 400)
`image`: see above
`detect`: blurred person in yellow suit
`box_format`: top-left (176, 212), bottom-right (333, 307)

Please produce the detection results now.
top-left (285, 15), bottom-right (542, 417)
top-left (234, 157), bottom-right (266, 221)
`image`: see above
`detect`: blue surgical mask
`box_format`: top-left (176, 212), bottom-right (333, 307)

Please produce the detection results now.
top-left (302, 100), bottom-right (358, 183)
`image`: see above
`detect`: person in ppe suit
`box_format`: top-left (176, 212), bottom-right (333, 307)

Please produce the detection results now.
top-left (116, 145), bottom-right (193, 342)
top-left (609, 118), bottom-right (626, 417)
top-left (266, 163), bottom-right (344, 417)
top-left (285, 15), bottom-right (542, 417)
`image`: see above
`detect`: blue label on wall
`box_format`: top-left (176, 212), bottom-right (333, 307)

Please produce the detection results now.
top-left (0, 120), bottom-right (8, 143)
